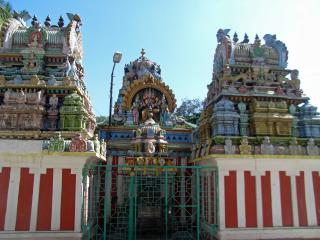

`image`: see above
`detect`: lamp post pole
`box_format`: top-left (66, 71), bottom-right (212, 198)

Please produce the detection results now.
top-left (108, 52), bottom-right (122, 126)
top-left (109, 63), bottom-right (116, 126)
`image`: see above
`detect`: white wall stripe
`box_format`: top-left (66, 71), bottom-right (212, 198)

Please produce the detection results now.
top-left (51, 168), bottom-right (62, 230)
top-left (255, 173), bottom-right (263, 229)
top-left (219, 171), bottom-right (226, 230)
top-left (236, 170), bottom-right (245, 228)
top-left (4, 167), bottom-right (21, 230)
top-left (305, 171), bottom-right (317, 226)
top-left (73, 169), bottom-right (82, 232)
top-left (290, 175), bottom-right (299, 227)
top-left (271, 171), bottom-right (282, 227)
top-left (29, 169), bottom-right (42, 231)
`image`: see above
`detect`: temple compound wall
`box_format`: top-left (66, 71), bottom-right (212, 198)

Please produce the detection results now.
top-left (192, 29), bottom-right (320, 239)
top-left (0, 139), bottom-right (105, 239)
top-left (0, 13), bottom-right (105, 239)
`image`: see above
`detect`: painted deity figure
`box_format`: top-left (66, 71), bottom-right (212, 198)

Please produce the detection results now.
top-left (48, 132), bottom-right (65, 152)
top-left (132, 95), bottom-right (140, 124)
top-left (16, 90), bottom-right (26, 104)
top-left (93, 134), bottom-right (100, 153)
top-left (100, 139), bottom-right (107, 156)
top-left (29, 29), bottom-right (42, 48)
top-left (69, 133), bottom-right (87, 152)
top-left (146, 140), bottom-right (155, 155)
top-left (68, 58), bottom-right (79, 80)
top-left (290, 69), bottom-right (300, 89)
top-left (289, 137), bottom-right (302, 155)
top-left (160, 96), bottom-right (169, 125)
top-left (49, 94), bottom-right (59, 109)
top-left (239, 136), bottom-right (252, 155)
top-left (48, 75), bottom-right (57, 86)
top-left (261, 136), bottom-right (274, 155)
top-left (306, 138), bottom-right (319, 156)
top-left (224, 138), bottom-right (235, 154)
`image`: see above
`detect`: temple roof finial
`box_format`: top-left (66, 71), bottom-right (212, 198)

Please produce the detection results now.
top-left (141, 48), bottom-right (146, 57)
top-left (242, 33), bottom-right (249, 43)
top-left (233, 32), bottom-right (238, 43)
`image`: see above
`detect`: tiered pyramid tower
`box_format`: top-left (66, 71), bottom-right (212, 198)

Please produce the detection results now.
top-left (192, 29), bottom-right (320, 239)
top-left (0, 13), bottom-right (104, 239)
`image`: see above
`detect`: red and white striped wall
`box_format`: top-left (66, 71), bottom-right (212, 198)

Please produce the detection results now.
top-left (220, 170), bottom-right (320, 228)
top-left (200, 157), bottom-right (320, 240)
top-left (0, 139), bottom-right (103, 239)
top-left (0, 167), bottom-right (82, 232)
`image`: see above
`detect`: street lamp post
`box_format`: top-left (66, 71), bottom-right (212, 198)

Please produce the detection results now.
top-left (109, 52), bottom-right (122, 126)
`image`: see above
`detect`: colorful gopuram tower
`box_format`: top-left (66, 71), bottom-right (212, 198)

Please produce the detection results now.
top-left (193, 29), bottom-right (320, 239)
top-left (0, 13), bottom-right (105, 239)
top-left (100, 49), bottom-right (193, 163)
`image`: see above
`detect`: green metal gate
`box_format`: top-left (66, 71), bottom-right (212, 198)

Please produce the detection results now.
top-left (82, 164), bottom-right (218, 240)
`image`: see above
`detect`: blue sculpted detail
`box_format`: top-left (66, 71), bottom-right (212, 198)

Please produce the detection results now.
top-left (212, 98), bottom-right (240, 136)
top-left (297, 102), bottom-right (320, 138)
top-left (263, 34), bottom-right (288, 68)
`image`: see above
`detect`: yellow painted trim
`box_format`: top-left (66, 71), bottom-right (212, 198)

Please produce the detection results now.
top-left (191, 154), bottom-right (320, 163)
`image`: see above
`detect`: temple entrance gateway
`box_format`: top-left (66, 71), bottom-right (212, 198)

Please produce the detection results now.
top-left (82, 165), bottom-right (218, 240)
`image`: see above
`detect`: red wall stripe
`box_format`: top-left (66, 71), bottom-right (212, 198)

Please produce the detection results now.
top-left (261, 171), bottom-right (273, 227)
top-left (296, 171), bottom-right (308, 226)
top-left (244, 171), bottom-right (257, 227)
top-left (312, 172), bottom-right (320, 225)
top-left (279, 171), bottom-right (293, 226)
top-left (0, 167), bottom-right (11, 230)
top-left (60, 169), bottom-right (76, 230)
top-left (37, 168), bottom-right (53, 230)
top-left (15, 168), bottom-right (34, 231)
top-left (224, 171), bottom-right (238, 228)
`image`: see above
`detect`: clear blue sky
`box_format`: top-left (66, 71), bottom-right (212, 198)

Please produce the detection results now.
top-left (10, 0), bottom-right (320, 116)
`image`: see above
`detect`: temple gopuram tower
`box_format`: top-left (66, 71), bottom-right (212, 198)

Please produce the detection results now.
top-left (100, 49), bottom-right (193, 163)
top-left (193, 29), bottom-right (320, 239)
top-left (0, 13), bottom-right (105, 239)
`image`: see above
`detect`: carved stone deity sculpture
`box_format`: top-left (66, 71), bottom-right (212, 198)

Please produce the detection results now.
top-left (239, 136), bottom-right (252, 154)
top-left (93, 134), bottom-right (100, 153)
top-left (48, 132), bottom-right (65, 152)
top-left (49, 94), bottom-right (59, 109)
top-left (100, 139), bottom-right (107, 156)
top-left (289, 137), bottom-right (302, 155)
top-left (146, 140), bottom-right (155, 155)
top-left (290, 69), bottom-right (300, 89)
top-left (260, 136), bottom-right (274, 155)
top-left (224, 138), bottom-right (236, 154)
top-left (306, 138), bottom-right (319, 156)
top-left (132, 96), bottom-right (140, 124)
top-left (69, 133), bottom-right (87, 152)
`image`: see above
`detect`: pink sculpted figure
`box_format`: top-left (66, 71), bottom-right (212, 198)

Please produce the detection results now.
top-left (132, 96), bottom-right (140, 124)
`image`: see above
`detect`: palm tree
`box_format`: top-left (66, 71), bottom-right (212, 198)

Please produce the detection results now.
top-left (0, 0), bottom-right (12, 26)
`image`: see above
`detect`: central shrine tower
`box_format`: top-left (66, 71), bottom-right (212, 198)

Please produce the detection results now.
top-left (100, 49), bottom-right (193, 164)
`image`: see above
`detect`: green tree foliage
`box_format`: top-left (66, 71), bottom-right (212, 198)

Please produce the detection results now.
top-left (175, 98), bottom-right (203, 124)
top-left (0, 0), bottom-right (12, 26)
top-left (96, 115), bottom-right (108, 125)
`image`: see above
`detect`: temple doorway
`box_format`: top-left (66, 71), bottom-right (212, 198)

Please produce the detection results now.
top-left (82, 164), bottom-right (218, 240)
